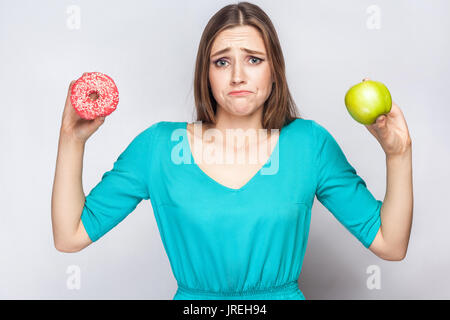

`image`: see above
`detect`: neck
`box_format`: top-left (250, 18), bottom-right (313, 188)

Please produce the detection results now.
top-left (190, 105), bottom-right (278, 154)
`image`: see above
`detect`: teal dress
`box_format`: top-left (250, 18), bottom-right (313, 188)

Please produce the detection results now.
top-left (81, 118), bottom-right (382, 300)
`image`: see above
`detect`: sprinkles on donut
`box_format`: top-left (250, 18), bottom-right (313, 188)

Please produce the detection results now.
top-left (70, 72), bottom-right (119, 120)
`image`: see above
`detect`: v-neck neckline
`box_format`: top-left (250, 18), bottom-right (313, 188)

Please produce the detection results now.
top-left (183, 121), bottom-right (284, 193)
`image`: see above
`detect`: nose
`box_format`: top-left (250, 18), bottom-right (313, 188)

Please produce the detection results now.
top-left (230, 61), bottom-right (246, 85)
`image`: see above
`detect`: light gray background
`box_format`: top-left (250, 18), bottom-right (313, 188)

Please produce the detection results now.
top-left (1, 0), bottom-right (448, 299)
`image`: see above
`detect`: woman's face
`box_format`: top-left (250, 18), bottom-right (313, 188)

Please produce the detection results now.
top-left (208, 25), bottom-right (273, 117)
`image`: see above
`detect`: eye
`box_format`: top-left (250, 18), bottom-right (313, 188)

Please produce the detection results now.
top-left (249, 57), bottom-right (262, 64)
top-left (214, 59), bottom-right (228, 67)
top-left (213, 56), bottom-right (264, 68)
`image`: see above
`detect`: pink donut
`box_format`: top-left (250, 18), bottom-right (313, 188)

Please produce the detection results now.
top-left (70, 72), bottom-right (119, 120)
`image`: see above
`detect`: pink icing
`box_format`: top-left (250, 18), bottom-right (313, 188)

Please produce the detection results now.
top-left (70, 72), bottom-right (119, 120)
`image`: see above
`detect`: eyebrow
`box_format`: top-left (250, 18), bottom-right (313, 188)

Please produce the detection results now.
top-left (210, 47), bottom-right (266, 58)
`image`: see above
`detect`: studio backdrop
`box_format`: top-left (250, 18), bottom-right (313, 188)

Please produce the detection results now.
top-left (0, 0), bottom-right (449, 299)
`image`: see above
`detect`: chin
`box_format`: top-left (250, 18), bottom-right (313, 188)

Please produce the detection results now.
top-left (227, 104), bottom-right (258, 116)
top-left (231, 109), bottom-right (255, 117)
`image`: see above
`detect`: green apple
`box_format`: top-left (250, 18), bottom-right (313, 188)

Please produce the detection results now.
top-left (344, 80), bottom-right (392, 125)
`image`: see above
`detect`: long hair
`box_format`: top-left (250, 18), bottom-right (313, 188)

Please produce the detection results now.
top-left (193, 1), bottom-right (302, 130)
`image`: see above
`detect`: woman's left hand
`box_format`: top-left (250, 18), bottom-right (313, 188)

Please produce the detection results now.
top-left (362, 78), bottom-right (412, 157)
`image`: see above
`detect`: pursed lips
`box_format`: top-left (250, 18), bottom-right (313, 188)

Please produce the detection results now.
top-left (228, 90), bottom-right (253, 95)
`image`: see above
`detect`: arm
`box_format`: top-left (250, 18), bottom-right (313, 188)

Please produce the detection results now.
top-left (369, 146), bottom-right (413, 260)
top-left (313, 94), bottom-right (413, 260)
top-left (51, 78), bottom-right (105, 252)
top-left (364, 95), bottom-right (413, 260)
top-left (51, 130), bottom-right (93, 252)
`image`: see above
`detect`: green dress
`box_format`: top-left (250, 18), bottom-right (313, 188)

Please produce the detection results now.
top-left (81, 118), bottom-right (382, 299)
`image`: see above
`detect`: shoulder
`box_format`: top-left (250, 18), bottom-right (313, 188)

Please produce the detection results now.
top-left (140, 120), bottom-right (186, 137)
top-left (136, 121), bottom-right (188, 148)
top-left (286, 118), bottom-right (328, 134)
top-left (283, 117), bottom-right (325, 140)
top-left (117, 121), bottom-right (185, 161)
top-left (284, 118), bottom-right (338, 155)
top-left (289, 118), bottom-right (335, 143)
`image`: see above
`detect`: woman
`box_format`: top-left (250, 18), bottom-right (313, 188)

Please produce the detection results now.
top-left (51, 2), bottom-right (413, 300)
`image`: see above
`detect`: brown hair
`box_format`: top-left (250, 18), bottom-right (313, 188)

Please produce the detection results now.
top-left (193, 1), bottom-right (302, 130)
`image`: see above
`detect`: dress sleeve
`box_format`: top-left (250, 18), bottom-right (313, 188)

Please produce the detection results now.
top-left (311, 120), bottom-right (382, 248)
top-left (80, 123), bottom-right (158, 242)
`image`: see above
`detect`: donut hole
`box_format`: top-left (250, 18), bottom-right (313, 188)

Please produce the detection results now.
top-left (88, 90), bottom-right (100, 101)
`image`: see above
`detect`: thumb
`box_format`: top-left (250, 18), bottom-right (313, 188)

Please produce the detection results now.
top-left (374, 114), bottom-right (387, 131)
top-left (376, 114), bottom-right (386, 124)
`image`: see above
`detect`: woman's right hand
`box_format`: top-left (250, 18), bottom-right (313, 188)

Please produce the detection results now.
top-left (60, 74), bottom-right (106, 143)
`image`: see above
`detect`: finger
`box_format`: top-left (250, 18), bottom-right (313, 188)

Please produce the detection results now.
top-left (387, 101), bottom-right (401, 118)
top-left (65, 80), bottom-right (76, 105)
top-left (89, 116), bottom-right (106, 129)
top-left (364, 123), bottom-right (380, 140)
top-left (68, 80), bottom-right (76, 91)
top-left (364, 123), bottom-right (376, 134)
top-left (392, 101), bottom-right (401, 112)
